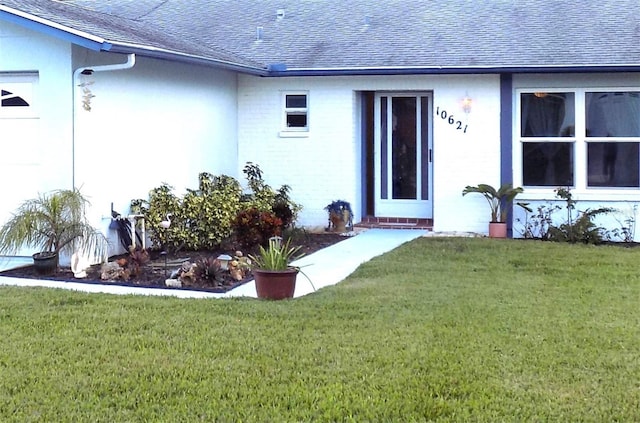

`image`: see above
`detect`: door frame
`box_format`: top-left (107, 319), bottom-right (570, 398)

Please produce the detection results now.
top-left (372, 91), bottom-right (433, 218)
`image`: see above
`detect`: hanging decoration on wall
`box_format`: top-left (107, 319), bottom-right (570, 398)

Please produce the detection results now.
top-left (78, 69), bottom-right (95, 111)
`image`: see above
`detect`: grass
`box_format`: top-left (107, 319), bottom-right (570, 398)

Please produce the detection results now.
top-left (1, 237), bottom-right (640, 421)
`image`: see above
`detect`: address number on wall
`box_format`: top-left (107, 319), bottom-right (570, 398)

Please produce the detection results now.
top-left (435, 106), bottom-right (468, 133)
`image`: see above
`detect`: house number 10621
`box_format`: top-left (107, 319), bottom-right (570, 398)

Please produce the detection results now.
top-left (435, 106), bottom-right (468, 133)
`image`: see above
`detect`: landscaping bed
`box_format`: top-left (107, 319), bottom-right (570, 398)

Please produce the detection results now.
top-left (0, 232), bottom-right (348, 293)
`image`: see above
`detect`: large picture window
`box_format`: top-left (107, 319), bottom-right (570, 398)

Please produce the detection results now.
top-left (518, 89), bottom-right (640, 190)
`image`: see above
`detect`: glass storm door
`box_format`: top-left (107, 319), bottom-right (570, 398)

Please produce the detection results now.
top-left (374, 93), bottom-right (433, 218)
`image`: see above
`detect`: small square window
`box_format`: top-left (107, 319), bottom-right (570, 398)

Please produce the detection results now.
top-left (283, 92), bottom-right (308, 131)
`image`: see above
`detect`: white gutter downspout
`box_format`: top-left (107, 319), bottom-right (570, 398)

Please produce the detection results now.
top-left (72, 53), bottom-right (136, 189)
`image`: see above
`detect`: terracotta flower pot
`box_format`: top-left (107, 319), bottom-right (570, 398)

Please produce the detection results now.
top-left (329, 211), bottom-right (348, 233)
top-left (488, 222), bottom-right (507, 238)
top-left (253, 268), bottom-right (298, 300)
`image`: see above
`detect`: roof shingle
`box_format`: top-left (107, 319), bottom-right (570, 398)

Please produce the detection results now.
top-left (1, 0), bottom-right (639, 73)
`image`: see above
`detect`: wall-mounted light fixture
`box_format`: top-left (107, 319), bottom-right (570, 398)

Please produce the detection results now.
top-left (461, 94), bottom-right (473, 114)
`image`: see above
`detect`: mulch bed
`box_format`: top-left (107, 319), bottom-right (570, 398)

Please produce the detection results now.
top-left (0, 232), bottom-right (349, 293)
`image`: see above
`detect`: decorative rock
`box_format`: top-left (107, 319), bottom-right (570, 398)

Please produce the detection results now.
top-left (165, 278), bottom-right (182, 287)
top-left (229, 268), bottom-right (244, 281)
top-left (100, 261), bottom-right (128, 280)
top-left (179, 267), bottom-right (196, 285)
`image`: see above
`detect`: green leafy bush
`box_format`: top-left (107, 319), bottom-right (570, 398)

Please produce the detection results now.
top-left (517, 187), bottom-right (613, 244)
top-left (131, 163), bottom-right (300, 251)
top-left (131, 174), bottom-right (243, 251)
top-left (131, 183), bottom-right (181, 250)
top-left (242, 162), bottom-right (301, 227)
top-left (182, 173), bottom-right (243, 250)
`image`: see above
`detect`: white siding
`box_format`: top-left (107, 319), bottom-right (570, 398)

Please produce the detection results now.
top-left (238, 74), bottom-right (501, 233)
top-left (71, 52), bottom-right (239, 254)
top-left (0, 20), bottom-right (239, 257)
top-left (0, 21), bottom-right (73, 256)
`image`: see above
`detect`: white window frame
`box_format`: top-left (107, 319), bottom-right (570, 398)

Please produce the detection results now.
top-left (279, 91), bottom-right (309, 137)
top-left (514, 87), bottom-right (640, 201)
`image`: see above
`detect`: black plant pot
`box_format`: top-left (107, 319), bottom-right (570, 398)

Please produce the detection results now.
top-left (32, 252), bottom-right (58, 275)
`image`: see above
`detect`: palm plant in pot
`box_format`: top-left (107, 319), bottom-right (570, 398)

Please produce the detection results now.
top-left (462, 183), bottom-right (524, 238)
top-left (249, 236), bottom-right (305, 300)
top-left (0, 189), bottom-right (108, 274)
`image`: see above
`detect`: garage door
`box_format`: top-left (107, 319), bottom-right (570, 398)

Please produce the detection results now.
top-left (0, 73), bottom-right (41, 256)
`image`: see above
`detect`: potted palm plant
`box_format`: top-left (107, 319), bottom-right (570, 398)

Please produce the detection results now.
top-left (462, 183), bottom-right (524, 238)
top-left (324, 200), bottom-right (353, 233)
top-left (249, 236), bottom-right (305, 300)
top-left (0, 189), bottom-right (109, 274)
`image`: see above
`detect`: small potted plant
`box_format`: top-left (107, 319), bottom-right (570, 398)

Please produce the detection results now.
top-left (249, 236), bottom-right (305, 300)
top-left (324, 200), bottom-right (353, 233)
top-left (462, 183), bottom-right (524, 238)
top-left (0, 189), bottom-right (109, 274)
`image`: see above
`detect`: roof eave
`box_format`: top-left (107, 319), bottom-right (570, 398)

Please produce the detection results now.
top-left (108, 43), bottom-right (268, 75)
top-left (0, 6), bottom-right (268, 75)
top-left (0, 5), bottom-right (110, 51)
top-left (265, 64), bottom-right (640, 77)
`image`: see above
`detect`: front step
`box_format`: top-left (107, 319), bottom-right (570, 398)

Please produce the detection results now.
top-left (354, 216), bottom-right (433, 230)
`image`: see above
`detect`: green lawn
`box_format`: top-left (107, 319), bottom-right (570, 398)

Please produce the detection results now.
top-left (1, 237), bottom-right (639, 422)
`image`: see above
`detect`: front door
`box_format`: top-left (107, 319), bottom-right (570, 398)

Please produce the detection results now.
top-left (374, 93), bottom-right (433, 218)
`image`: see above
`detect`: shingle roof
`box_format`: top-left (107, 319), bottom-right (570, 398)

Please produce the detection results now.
top-left (0, 0), bottom-right (266, 72)
top-left (1, 0), bottom-right (639, 74)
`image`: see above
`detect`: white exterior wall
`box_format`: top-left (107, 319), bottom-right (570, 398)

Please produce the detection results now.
top-left (0, 20), bottom-right (239, 258)
top-left (238, 73), bottom-right (501, 232)
top-left (72, 51), bottom-right (239, 253)
top-left (0, 21), bottom-right (73, 215)
top-left (0, 21), bottom-right (74, 256)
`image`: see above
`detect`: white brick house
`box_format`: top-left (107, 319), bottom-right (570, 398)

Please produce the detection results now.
top-left (1, 0), bottom-right (639, 256)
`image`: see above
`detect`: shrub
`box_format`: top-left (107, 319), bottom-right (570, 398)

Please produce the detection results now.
top-left (547, 187), bottom-right (613, 244)
top-left (232, 207), bottom-right (283, 249)
top-left (131, 173), bottom-right (243, 251)
top-left (516, 187), bottom-right (613, 244)
top-left (126, 246), bottom-right (150, 277)
top-left (182, 173), bottom-right (243, 250)
top-left (131, 184), bottom-right (181, 250)
top-left (193, 256), bottom-right (225, 286)
top-left (130, 163), bottom-right (299, 251)
top-left (242, 162), bottom-right (301, 227)
top-left (516, 202), bottom-right (560, 240)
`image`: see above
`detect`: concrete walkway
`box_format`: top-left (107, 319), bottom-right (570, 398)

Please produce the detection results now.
top-left (0, 229), bottom-right (427, 299)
